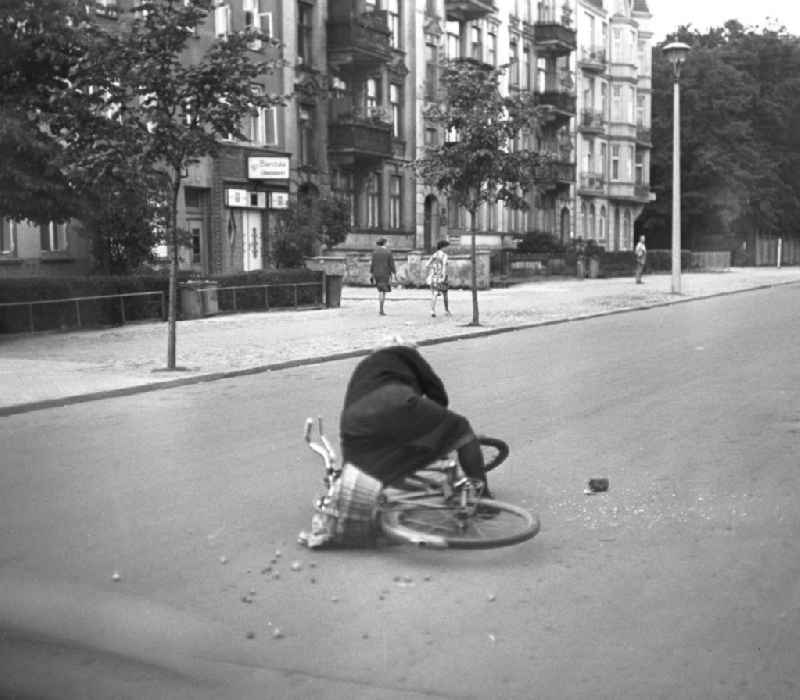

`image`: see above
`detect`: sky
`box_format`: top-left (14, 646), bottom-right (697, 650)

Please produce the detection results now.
top-left (647, 0), bottom-right (800, 40)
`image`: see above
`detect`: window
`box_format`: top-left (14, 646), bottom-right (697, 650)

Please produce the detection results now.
top-left (40, 221), bottom-right (67, 252)
top-left (189, 222), bottom-right (202, 264)
top-left (636, 93), bottom-right (646, 126)
top-left (446, 21), bottom-right (459, 59)
top-left (425, 42), bottom-right (437, 100)
top-left (214, 3), bottom-right (230, 38)
top-left (297, 2), bottom-right (312, 65)
top-left (244, 0), bottom-right (272, 50)
top-left (332, 170), bottom-right (356, 227)
top-left (584, 137), bottom-right (594, 173)
top-left (600, 82), bottom-right (608, 117)
top-left (611, 85), bottom-right (622, 121)
top-left (298, 106), bottom-right (314, 165)
top-left (365, 78), bottom-right (379, 115)
top-left (367, 173), bottom-right (381, 228)
top-left (1, 219), bottom-right (16, 254)
top-left (487, 26), bottom-right (497, 66)
top-left (389, 83), bottom-right (401, 138)
top-left (600, 141), bottom-right (607, 177)
top-left (599, 206), bottom-right (607, 239)
top-left (247, 86), bottom-right (278, 145)
top-left (387, 0), bottom-right (400, 49)
top-left (471, 24), bottom-right (482, 60)
top-left (589, 203), bottom-right (596, 238)
top-left (522, 44), bottom-right (530, 90)
top-left (635, 150), bottom-right (645, 185)
top-left (424, 127), bottom-right (438, 147)
top-left (509, 38), bottom-right (519, 87)
top-left (389, 175), bottom-right (401, 229)
top-left (536, 57), bottom-right (546, 93)
top-left (611, 144), bottom-right (620, 179)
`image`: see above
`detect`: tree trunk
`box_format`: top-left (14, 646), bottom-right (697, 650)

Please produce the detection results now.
top-left (166, 180), bottom-right (181, 369)
top-left (469, 207), bottom-right (480, 326)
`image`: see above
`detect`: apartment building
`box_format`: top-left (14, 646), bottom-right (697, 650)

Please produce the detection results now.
top-left (0, 0), bottom-right (653, 279)
top-left (575, 0), bottom-right (653, 250)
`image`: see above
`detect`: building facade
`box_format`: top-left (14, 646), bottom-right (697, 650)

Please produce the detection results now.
top-left (0, 0), bottom-right (653, 279)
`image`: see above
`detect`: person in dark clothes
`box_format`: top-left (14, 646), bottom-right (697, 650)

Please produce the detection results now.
top-left (369, 237), bottom-right (396, 315)
top-left (339, 337), bottom-right (491, 495)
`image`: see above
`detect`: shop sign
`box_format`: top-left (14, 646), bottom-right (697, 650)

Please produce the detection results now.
top-left (225, 188), bottom-right (267, 209)
top-left (269, 192), bottom-right (289, 209)
top-left (247, 156), bottom-right (290, 180)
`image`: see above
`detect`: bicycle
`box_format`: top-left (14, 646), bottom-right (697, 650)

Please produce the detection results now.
top-left (303, 417), bottom-right (540, 550)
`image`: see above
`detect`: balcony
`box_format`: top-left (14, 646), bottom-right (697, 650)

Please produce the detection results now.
top-left (328, 113), bottom-right (392, 164)
top-left (535, 160), bottom-right (575, 190)
top-left (579, 110), bottom-right (605, 133)
top-left (327, 10), bottom-right (392, 73)
top-left (445, 0), bottom-right (496, 22)
top-left (533, 90), bottom-right (576, 116)
top-left (533, 23), bottom-right (577, 55)
top-left (578, 47), bottom-right (607, 72)
top-left (579, 172), bottom-right (605, 194)
top-left (634, 184), bottom-right (652, 201)
top-left (636, 124), bottom-right (652, 146)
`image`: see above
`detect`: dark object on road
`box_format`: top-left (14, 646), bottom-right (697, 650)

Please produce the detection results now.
top-left (588, 478), bottom-right (609, 493)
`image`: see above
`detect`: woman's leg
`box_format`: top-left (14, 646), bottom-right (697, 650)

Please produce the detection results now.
top-left (430, 285), bottom-right (437, 316)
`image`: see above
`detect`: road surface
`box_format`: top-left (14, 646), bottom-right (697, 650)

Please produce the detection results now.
top-left (1, 284), bottom-right (799, 699)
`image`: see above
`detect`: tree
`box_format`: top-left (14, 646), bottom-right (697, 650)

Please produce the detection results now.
top-left (416, 59), bottom-right (550, 325)
top-left (96, 0), bottom-right (285, 368)
top-left (273, 194), bottom-right (351, 268)
top-left (0, 0), bottom-right (101, 223)
top-left (641, 22), bottom-right (800, 250)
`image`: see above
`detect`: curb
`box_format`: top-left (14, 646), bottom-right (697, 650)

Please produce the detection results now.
top-left (1, 279), bottom-right (797, 418)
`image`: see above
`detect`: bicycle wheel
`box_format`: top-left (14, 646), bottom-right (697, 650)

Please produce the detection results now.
top-left (478, 436), bottom-right (509, 472)
top-left (379, 495), bottom-right (539, 549)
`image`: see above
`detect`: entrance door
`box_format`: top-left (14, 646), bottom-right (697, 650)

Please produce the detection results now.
top-left (242, 211), bottom-right (262, 271)
top-left (187, 218), bottom-right (204, 271)
top-left (560, 207), bottom-right (570, 244)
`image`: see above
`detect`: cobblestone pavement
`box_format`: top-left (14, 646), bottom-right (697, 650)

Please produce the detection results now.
top-left (2, 268), bottom-right (799, 412)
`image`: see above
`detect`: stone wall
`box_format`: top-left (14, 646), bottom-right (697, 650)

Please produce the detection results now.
top-left (306, 249), bottom-right (492, 289)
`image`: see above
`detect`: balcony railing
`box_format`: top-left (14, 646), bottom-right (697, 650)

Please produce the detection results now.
top-left (533, 90), bottom-right (576, 115)
top-left (445, 0), bottom-right (496, 22)
top-left (579, 47), bottom-right (607, 70)
top-left (580, 110), bottom-right (605, 131)
top-left (533, 23), bottom-right (577, 54)
top-left (535, 160), bottom-right (576, 188)
top-left (328, 116), bottom-right (393, 162)
top-left (327, 10), bottom-right (392, 70)
top-left (579, 172), bottom-right (605, 192)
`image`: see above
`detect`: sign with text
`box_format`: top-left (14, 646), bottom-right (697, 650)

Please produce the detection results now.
top-left (247, 156), bottom-right (290, 180)
top-left (269, 192), bottom-right (289, 209)
top-left (225, 189), bottom-right (266, 209)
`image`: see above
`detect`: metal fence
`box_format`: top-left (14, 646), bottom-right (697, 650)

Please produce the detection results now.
top-left (215, 281), bottom-right (323, 313)
top-left (0, 291), bottom-right (165, 334)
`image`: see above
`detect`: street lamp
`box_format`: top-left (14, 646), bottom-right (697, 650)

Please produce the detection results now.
top-left (663, 41), bottom-right (690, 294)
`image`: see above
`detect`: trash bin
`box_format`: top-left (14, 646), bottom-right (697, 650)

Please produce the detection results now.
top-left (180, 280), bottom-right (219, 319)
top-left (325, 274), bottom-right (343, 308)
top-left (588, 257), bottom-right (600, 279)
top-left (576, 258), bottom-right (587, 279)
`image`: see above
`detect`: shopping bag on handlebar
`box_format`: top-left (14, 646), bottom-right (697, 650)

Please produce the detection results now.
top-left (304, 463), bottom-right (382, 548)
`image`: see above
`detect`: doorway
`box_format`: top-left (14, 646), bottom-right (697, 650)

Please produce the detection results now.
top-left (243, 211), bottom-right (263, 271)
top-left (424, 195), bottom-right (439, 252)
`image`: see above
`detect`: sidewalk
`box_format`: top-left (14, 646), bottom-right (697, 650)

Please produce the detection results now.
top-left (2, 267), bottom-right (799, 414)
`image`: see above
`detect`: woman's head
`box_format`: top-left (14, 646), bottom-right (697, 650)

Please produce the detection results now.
top-left (436, 239), bottom-right (450, 250)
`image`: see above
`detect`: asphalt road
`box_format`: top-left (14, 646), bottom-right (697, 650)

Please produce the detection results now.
top-left (1, 284), bottom-right (799, 699)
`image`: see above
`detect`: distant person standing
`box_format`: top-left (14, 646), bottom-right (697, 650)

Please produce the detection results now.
top-left (634, 235), bottom-right (647, 284)
top-left (425, 240), bottom-right (451, 317)
top-left (370, 237), bottom-right (396, 315)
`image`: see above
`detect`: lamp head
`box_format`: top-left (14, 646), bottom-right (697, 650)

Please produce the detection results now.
top-left (663, 41), bottom-right (691, 79)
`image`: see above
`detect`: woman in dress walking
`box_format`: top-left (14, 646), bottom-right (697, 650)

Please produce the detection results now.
top-left (425, 240), bottom-right (451, 317)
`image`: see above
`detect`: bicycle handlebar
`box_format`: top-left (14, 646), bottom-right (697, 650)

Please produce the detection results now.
top-left (305, 416), bottom-right (339, 481)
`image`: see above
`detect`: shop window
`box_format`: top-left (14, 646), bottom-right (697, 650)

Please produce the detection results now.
top-left (40, 221), bottom-right (67, 252)
top-left (1, 219), bottom-right (16, 255)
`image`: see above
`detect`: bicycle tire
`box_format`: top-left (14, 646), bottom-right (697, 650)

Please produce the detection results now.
top-left (478, 435), bottom-right (509, 472)
top-left (379, 495), bottom-right (539, 549)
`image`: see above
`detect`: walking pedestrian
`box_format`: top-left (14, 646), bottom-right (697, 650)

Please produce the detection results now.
top-left (370, 237), bottom-right (396, 315)
top-left (425, 240), bottom-right (451, 317)
top-left (634, 234), bottom-right (647, 284)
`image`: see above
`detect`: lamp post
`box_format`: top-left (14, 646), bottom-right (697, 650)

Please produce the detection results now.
top-left (663, 41), bottom-right (690, 294)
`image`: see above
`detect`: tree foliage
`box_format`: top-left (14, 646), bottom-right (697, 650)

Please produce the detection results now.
top-left (416, 58), bottom-right (551, 324)
top-left (641, 21), bottom-right (800, 248)
top-left (273, 194), bottom-right (351, 268)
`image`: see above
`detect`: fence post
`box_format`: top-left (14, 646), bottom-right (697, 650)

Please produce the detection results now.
top-left (777, 237), bottom-right (782, 268)
top-left (232, 288), bottom-right (238, 312)
top-left (120, 296), bottom-right (127, 324)
top-left (264, 285), bottom-right (270, 310)
top-left (28, 303), bottom-right (34, 333)
top-left (293, 284), bottom-right (298, 308)
top-left (75, 299), bottom-right (82, 329)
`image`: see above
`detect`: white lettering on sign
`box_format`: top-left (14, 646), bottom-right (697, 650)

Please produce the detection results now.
top-left (248, 156), bottom-right (290, 180)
